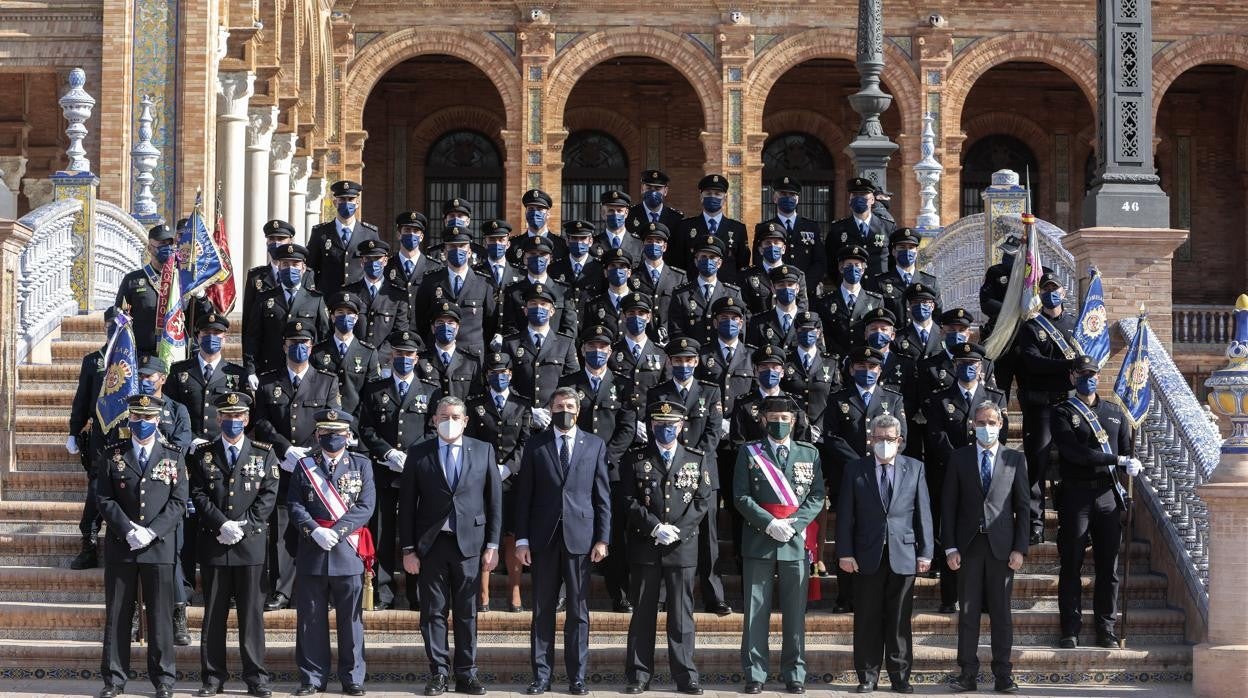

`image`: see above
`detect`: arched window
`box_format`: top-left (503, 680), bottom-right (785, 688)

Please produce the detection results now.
top-left (561, 130), bottom-right (629, 227)
top-left (960, 135), bottom-right (1039, 216)
top-left (761, 132), bottom-right (836, 229)
top-left (424, 130), bottom-right (504, 244)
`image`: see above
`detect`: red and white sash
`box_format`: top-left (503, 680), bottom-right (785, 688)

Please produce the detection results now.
top-left (746, 443), bottom-right (798, 506)
top-left (299, 457), bottom-right (375, 569)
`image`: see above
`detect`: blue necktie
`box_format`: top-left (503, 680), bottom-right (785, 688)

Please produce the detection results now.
top-left (919, 329), bottom-right (929, 346)
top-left (398, 380), bottom-right (408, 401)
top-left (227, 445), bottom-right (239, 472)
top-left (902, 271), bottom-right (912, 285)
top-left (650, 212), bottom-right (659, 223)
top-left (590, 376), bottom-right (601, 394)
top-left (495, 394), bottom-right (505, 412)
top-left (138, 449), bottom-right (149, 474)
top-left (651, 268), bottom-right (659, 286)
top-left (341, 227), bottom-right (352, 247)
top-left (559, 435), bottom-right (571, 475)
top-left (781, 313), bottom-right (792, 335)
top-left (404, 259), bottom-right (414, 278)
top-left (494, 264), bottom-right (503, 286)
top-left (786, 219), bottom-right (793, 234)
top-left (980, 450), bottom-right (993, 493)
top-left (453, 275), bottom-right (462, 297)
top-left (858, 221), bottom-right (869, 238)
top-left (445, 444), bottom-right (460, 491)
top-left (662, 450), bottom-right (672, 469)
top-left (573, 262), bottom-right (582, 278)
top-left (708, 219), bottom-right (718, 235)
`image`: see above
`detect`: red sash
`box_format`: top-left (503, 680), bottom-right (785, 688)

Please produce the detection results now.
top-left (749, 443), bottom-right (822, 602)
top-left (300, 457), bottom-right (376, 571)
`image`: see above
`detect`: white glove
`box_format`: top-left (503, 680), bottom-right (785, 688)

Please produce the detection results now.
top-left (281, 446), bottom-right (309, 473)
top-left (192, 438), bottom-right (210, 447)
top-left (125, 528), bottom-right (141, 550)
top-left (810, 425), bottom-right (823, 443)
top-left (490, 334), bottom-right (504, 351)
top-left (65, 436), bottom-right (80, 455)
top-left (128, 526), bottom-right (156, 550)
top-left (192, 287), bottom-right (207, 298)
top-left (1120, 457), bottom-right (1143, 476)
top-left (721, 418), bottom-right (732, 435)
top-left (247, 374), bottom-right (259, 390)
top-left (765, 518), bottom-right (796, 543)
top-left (653, 524), bottom-right (681, 545)
top-left (531, 407), bottom-right (552, 429)
top-left (497, 463), bottom-right (510, 479)
top-left (385, 449), bottom-right (407, 473)
top-left (310, 527), bottom-right (339, 551)
top-left (635, 420), bottom-right (648, 443)
top-left (220, 520), bottom-right (244, 542)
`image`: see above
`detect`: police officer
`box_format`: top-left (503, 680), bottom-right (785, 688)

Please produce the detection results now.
top-left (509, 189), bottom-right (569, 264)
top-left (551, 220), bottom-right (605, 303)
top-left (503, 236), bottom-right (579, 337)
top-left (252, 320), bottom-right (344, 611)
top-left (730, 345), bottom-right (812, 447)
top-left (415, 228), bottom-right (497, 358)
top-left (187, 392), bottom-right (278, 698)
top-left (920, 342), bottom-right (1007, 613)
top-left (243, 243), bottom-right (330, 380)
top-left (621, 400), bottom-right (710, 695)
top-left (818, 245), bottom-right (884, 357)
top-left (244, 219), bottom-right (319, 329)
top-left (671, 236), bottom-right (746, 344)
top-left (167, 313), bottom-right (249, 442)
top-left (288, 409), bottom-right (376, 696)
top-left (675, 174), bottom-right (749, 283)
top-left (344, 239), bottom-right (411, 353)
top-left (629, 169), bottom-right (684, 233)
top-left (419, 301), bottom-right (485, 399)
top-left (850, 308), bottom-right (918, 452)
top-left (502, 284), bottom-right (579, 428)
top-left (892, 283), bottom-right (944, 363)
top-left (477, 219), bottom-right (527, 291)
top-left (581, 248), bottom-right (640, 336)
top-left (1051, 355), bottom-right (1141, 649)
top-left (95, 394), bottom-right (188, 698)
top-left (632, 221), bottom-right (685, 333)
top-left (1013, 270), bottom-right (1078, 544)
top-left (756, 175), bottom-right (827, 287)
top-left (560, 323), bottom-right (639, 613)
top-left (826, 177), bottom-right (895, 277)
top-left (595, 190), bottom-right (641, 259)
top-left (428, 197), bottom-right (476, 264)
top-left (358, 330), bottom-right (438, 610)
top-left (306, 180), bottom-right (381, 298)
top-left (916, 308), bottom-right (999, 397)
top-left (867, 228), bottom-right (940, 324)
top-left (608, 293), bottom-right (670, 406)
top-left (311, 292), bottom-right (381, 414)
top-left (745, 265), bottom-right (805, 350)
top-left (697, 296), bottom-right (755, 426)
top-left (741, 225), bottom-right (811, 315)
top-left (115, 222), bottom-right (212, 359)
top-left (386, 211), bottom-right (440, 289)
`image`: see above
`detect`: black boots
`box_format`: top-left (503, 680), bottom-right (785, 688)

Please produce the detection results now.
top-left (69, 536), bottom-right (98, 570)
top-left (173, 603), bottom-right (191, 646)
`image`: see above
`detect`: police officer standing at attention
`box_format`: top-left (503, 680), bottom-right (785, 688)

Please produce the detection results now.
top-left (306, 180), bottom-right (380, 298)
top-left (243, 243), bottom-right (330, 383)
top-left (621, 400), bottom-right (710, 695)
top-left (167, 313), bottom-right (249, 443)
top-left (826, 178), bottom-right (895, 277)
top-left (629, 170), bottom-right (685, 267)
top-left (892, 283), bottom-right (944, 364)
top-left (95, 394), bottom-right (188, 698)
top-left (631, 221), bottom-right (685, 333)
top-left (741, 226), bottom-right (811, 315)
top-left (345, 239), bottom-right (411, 354)
top-left (595, 190), bottom-right (642, 261)
top-left (115, 222), bottom-right (212, 360)
top-left (187, 392), bottom-right (278, 698)
top-left (415, 228), bottom-right (497, 358)
top-left (756, 176), bottom-right (826, 288)
top-left (419, 302), bottom-right (485, 400)
top-left (675, 174), bottom-right (748, 283)
top-left (867, 229), bottom-right (940, 324)
top-left (502, 284), bottom-right (580, 430)
top-left (818, 245), bottom-right (885, 357)
top-left (509, 189), bottom-right (569, 265)
top-left (671, 237), bottom-right (745, 344)
top-left (244, 220), bottom-right (319, 328)
top-left (1051, 355), bottom-right (1141, 649)
top-left (311, 292), bottom-right (381, 414)
top-left (478, 220), bottom-right (526, 293)
top-left (608, 293), bottom-right (670, 404)
top-left (552, 220), bottom-right (604, 302)
top-left (288, 410), bottom-right (376, 696)
top-left (387, 212), bottom-right (439, 291)
top-left (504, 237), bottom-right (579, 337)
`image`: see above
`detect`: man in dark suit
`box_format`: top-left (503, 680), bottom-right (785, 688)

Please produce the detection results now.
top-left (817, 245), bottom-right (884, 357)
top-left (305, 179), bottom-right (381, 298)
top-left (95, 395), bottom-right (188, 698)
top-left (866, 229), bottom-right (940, 324)
top-left (631, 221), bottom-right (685, 334)
top-left (837, 414), bottom-right (932, 694)
top-left (311, 292), bottom-right (382, 414)
top-left (400, 396), bottom-right (503, 696)
top-left (944, 401), bottom-right (1029, 694)
top-left (825, 177), bottom-right (895, 277)
top-left (287, 409), bottom-right (376, 697)
top-left (755, 175), bottom-right (827, 287)
top-left (414, 229), bottom-right (497, 358)
top-left (674, 174), bottom-right (749, 283)
top-left (513, 387), bottom-right (612, 696)
top-left (243, 219), bottom-right (320, 331)
top-left (187, 392), bottom-right (279, 698)
top-left (621, 400), bottom-right (711, 695)
top-left (344, 239), bottom-right (411, 354)
top-left (745, 265), bottom-right (805, 350)
top-left (242, 243), bottom-right (330, 380)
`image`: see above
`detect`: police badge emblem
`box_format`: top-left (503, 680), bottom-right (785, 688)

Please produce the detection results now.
top-left (273, 386), bottom-right (282, 398)
top-left (516, 347), bottom-right (524, 358)
top-left (476, 405), bottom-right (486, 416)
top-left (750, 276), bottom-right (760, 288)
top-left (840, 232), bottom-right (848, 243)
top-left (828, 302), bottom-right (838, 314)
top-left (255, 278), bottom-right (263, 290)
top-left (435, 286), bottom-right (443, 299)
top-left (179, 371), bottom-right (189, 383)
top-left (1037, 329), bottom-right (1048, 341)
top-left (841, 402), bottom-right (850, 414)
top-left (324, 239), bottom-right (332, 250)
top-left (266, 298), bottom-right (275, 308)
top-left (1072, 414), bottom-right (1082, 428)
top-left (643, 462), bottom-right (653, 473)
top-left (946, 402), bottom-right (956, 414)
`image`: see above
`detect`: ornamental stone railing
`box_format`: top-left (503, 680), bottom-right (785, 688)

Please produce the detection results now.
top-left (1173, 304), bottom-right (1235, 346)
top-left (94, 200), bottom-right (147, 308)
top-left (15, 198), bottom-right (82, 363)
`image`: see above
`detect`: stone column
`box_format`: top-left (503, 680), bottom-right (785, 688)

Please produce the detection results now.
top-left (845, 0), bottom-right (899, 188)
top-left (288, 156), bottom-right (311, 241)
top-left (0, 157), bottom-right (28, 219)
top-left (216, 71), bottom-right (254, 302)
top-left (305, 175), bottom-right (325, 238)
top-left (245, 106), bottom-right (279, 272)
top-left (268, 133), bottom-right (296, 226)
top-left (0, 219), bottom-right (33, 492)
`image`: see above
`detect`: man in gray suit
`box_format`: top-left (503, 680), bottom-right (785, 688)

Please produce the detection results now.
top-left (944, 401), bottom-right (1029, 693)
top-left (837, 414), bottom-right (932, 694)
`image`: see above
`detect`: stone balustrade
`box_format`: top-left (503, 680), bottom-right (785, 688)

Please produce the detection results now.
top-left (93, 200), bottom-right (147, 308)
top-left (15, 199), bottom-right (82, 364)
top-left (1173, 304), bottom-right (1234, 346)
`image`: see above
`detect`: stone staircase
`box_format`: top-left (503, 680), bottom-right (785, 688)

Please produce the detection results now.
top-left (0, 313), bottom-right (1194, 687)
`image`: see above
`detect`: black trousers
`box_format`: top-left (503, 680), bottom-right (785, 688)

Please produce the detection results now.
top-left (926, 464), bottom-right (957, 607)
top-left (626, 565), bottom-right (698, 686)
top-left (1057, 485), bottom-right (1121, 637)
top-left (530, 526), bottom-right (590, 685)
top-left (697, 488), bottom-right (727, 607)
top-left (419, 533), bottom-right (481, 679)
top-left (78, 471), bottom-right (101, 540)
top-left (179, 513), bottom-right (199, 599)
top-left (100, 562), bottom-right (176, 690)
top-left (717, 449), bottom-right (744, 567)
top-left (1021, 401), bottom-right (1055, 536)
top-left (266, 504), bottom-right (297, 599)
top-left (371, 482), bottom-right (416, 608)
top-left (956, 536), bottom-right (1015, 680)
top-left (201, 564), bottom-right (268, 688)
top-left (851, 552), bottom-right (915, 685)
top-left (601, 484), bottom-right (631, 604)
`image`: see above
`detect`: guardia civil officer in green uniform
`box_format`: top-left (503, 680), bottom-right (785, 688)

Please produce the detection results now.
top-left (734, 395), bottom-right (825, 695)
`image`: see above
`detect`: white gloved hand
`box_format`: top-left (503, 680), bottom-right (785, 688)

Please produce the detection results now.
top-left (192, 438), bottom-right (210, 447)
top-left (810, 425), bottom-right (823, 443)
top-left (220, 520), bottom-right (244, 542)
top-left (765, 518), bottom-right (796, 543)
top-left (380, 367), bottom-right (393, 379)
top-left (655, 524), bottom-right (682, 545)
top-left (497, 463), bottom-right (510, 480)
top-left (530, 407), bottom-right (552, 429)
top-left (280, 452), bottom-right (299, 472)
top-left (385, 449), bottom-right (407, 473)
top-left (310, 527), bottom-right (338, 551)
top-left (129, 526), bottom-right (156, 549)
top-left (66, 435), bottom-right (80, 455)
top-left (1121, 457), bottom-right (1143, 476)
top-left (721, 418), bottom-right (732, 435)
top-left (125, 528), bottom-right (141, 550)
top-left (635, 420), bottom-right (648, 443)
top-left (490, 334), bottom-right (504, 351)
top-left (192, 287), bottom-right (207, 299)
top-left (247, 374), bottom-right (259, 391)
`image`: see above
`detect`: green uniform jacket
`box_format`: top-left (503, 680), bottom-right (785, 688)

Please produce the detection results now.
top-left (733, 438), bottom-right (824, 561)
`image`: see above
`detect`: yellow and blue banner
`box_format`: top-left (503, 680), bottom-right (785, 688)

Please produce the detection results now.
top-left (95, 310), bottom-right (139, 432)
top-left (1074, 267), bottom-right (1110, 368)
top-left (177, 192), bottom-right (224, 301)
top-left (1112, 312), bottom-right (1153, 429)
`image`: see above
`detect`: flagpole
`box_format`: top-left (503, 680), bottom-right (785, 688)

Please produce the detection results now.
top-left (1115, 306), bottom-right (1147, 649)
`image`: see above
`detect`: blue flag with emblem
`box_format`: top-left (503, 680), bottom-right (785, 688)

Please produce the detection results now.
top-left (95, 309), bottom-right (140, 432)
top-left (177, 191), bottom-right (224, 301)
top-left (1111, 312), bottom-right (1152, 429)
top-left (1073, 267), bottom-right (1110, 368)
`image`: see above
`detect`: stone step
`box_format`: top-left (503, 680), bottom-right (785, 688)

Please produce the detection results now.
top-left (60, 313), bottom-right (106, 333)
top-left (1, 471), bottom-right (86, 499)
top-left (18, 364), bottom-right (87, 382)
top-left (14, 413), bottom-right (71, 434)
top-left (0, 502), bottom-right (83, 522)
top-left (15, 443), bottom-right (80, 463)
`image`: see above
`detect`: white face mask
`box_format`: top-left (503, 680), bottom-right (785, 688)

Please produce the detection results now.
top-left (975, 424), bottom-right (1001, 447)
top-left (437, 418), bottom-right (465, 442)
top-left (873, 440), bottom-right (899, 461)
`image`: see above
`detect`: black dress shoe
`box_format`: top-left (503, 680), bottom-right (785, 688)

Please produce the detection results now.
top-left (891, 680), bottom-right (914, 694)
top-left (1058, 636), bottom-right (1077, 649)
top-left (1097, 633), bottom-right (1119, 648)
top-left (656, 602), bottom-right (666, 613)
top-left (950, 675), bottom-right (977, 692)
top-left (832, 602), bottom-right (854, 614)
top-left (706, 602), bottom-right (732, 616)
top-left (524, 682), bottom-right (549, 695)
top-left (786, 681), bottom-right (806, 694)
top-left (292, 685), bottom-right (323, 696)
top-left (994, 678), bottom-right (1020, 693)
top-left (426, 674), bottom-right (448, 696)
top-left (263, 592), bottom-right (290, 611)
top-left (343, 684), bottom-right (366, 697)
top-left (97, 687), bottom-right (119, 698)
top-left (569, 682), bottom-right (589, 695)
top-left (373, 600), bottom-right (393, 611)
top-left (613, 599), bottom-right (634, 613)
top-left (623, 682), bottom-right (648, 694)
top-left (156, 687), bottom-right (174, 698)
top-left (855, 683), bottom-right (876, 693)
top-left (196, 685), bottom-right (222, 697)
top-left (743, 681), bottom-right (764, 694)
top-left (455, 677), bottom-right (487, 695)
top-left (677, 683), bottom-right (703, 696)
top-left (938, 603), bottom-right (957, 614)
top-left (247, 685), bottom-right (273, 698)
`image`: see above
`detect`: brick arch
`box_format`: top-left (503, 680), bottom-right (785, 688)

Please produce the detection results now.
top-left (408, 107), bottom-right (507, 167)
top-left (744, 29), bottom-right (921, 138)
top-left (545, 27), bottom-right (722, 153)
top-left (563, 106), bottom-right (646, 183)
top-left (944, 33), bottom-right (1097, 130)
top-left (960, 112), bottom-right (1050, 171)
top-left (341, 28), bottom-right (522, 139)
top-left (1153, 35), bottom-right (1248, 122)
top-left (761, 109), bottom-right (851, 155)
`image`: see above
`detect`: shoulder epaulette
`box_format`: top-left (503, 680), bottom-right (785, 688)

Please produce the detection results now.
top-left (555, 329), bottom-right (576, 339)
top-left (314, 367), bottom-right (339, 377)
top-left (358, 340), bottom-right (378, 351)
top-left (723, 282), bottom-right (740, 291)
top-left (251, 440), bottom-right (272, 451)
top-left (684, 446), bottom-right (705, 456)
top-left (361, 221), bottom-right (379, 231)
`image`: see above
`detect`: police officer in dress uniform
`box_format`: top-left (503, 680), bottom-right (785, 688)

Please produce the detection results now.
top-left (671, 236), bottom-right (746, 344)
top-left (745, 265), bottom-right (806, 350)
top-left (415, 228), bottom-right (497, 358)
top-left (609, 293), bottom-right (671, 405)
top-left (559, 323), bottom-right (639, 613)
top-left (252, 320), bottom-right (344, 611)
top-left (979, 234), bottom-right (1021, 398)
top-left (244, 219), bottom-right (320, 329)
top-left (344, 239), bottom-right (411, 355)
top-left (95, 394), bottom-right (189, 698)
top-left (288, 409), bottom-right (376, 696)
top-left (825, 177), bottom-right (895, 277)
top-left (502, 283), bottom-right (580, 429)
top-left (818, 245), bottom-right (884, 357)
top-left (621, 400), bottom-right (711, 695)
top-left (552, 220), bottom-right (606, 304)
top-left (419, 301), bottom-right (485, 400)
top-left (581, 248), bottom-right (640, 337)
top-left (358, 330), bottom-right (438, 610)
top-left (892, 283), bottom-right (944, 364)
top-left (188, 392), bottom-right (278, 698)
top-left (631, 221), bottom-right (685, 334)
top-left (595, 189), bottom-right (643, 262)
top-left (1051, 356), bottom-right (1142, 649)
top-left (509, 189), bottom-right (569, 265)
top-left (674, 174), bottom-right (749, 284)
top-left (867, 228), bottom-right (941, 325)
top-left (243, 243), bottom-right (330, 380)
top-left (427, 197), bottom-right (477, 264)
top-left (849, 308), bottom-right (919, 455)
top-left (477, 219), bottom-right (527, 289)
top-left (306, 180), bottom-right (381, 298)
top-left (386, 211), bottom-right (441, 295)
top-left (167, 313), bottom-right (249, 443)
top-left (115, 222), bottom-right (213, 360)
top-left (311, 292), bottom-right (382, 414)
top-left (503, 236), bottom-right (580, 337)
top-left (741, 224), bottom-right (812, 315)
top-left (628, 170), bottom-right (686, 263)
top-left (916, 308), bottom-right (999, 397)
top-left (734, 395), bottom-right (825, 695)
top-left (755, 175), bottom-right (827, 288)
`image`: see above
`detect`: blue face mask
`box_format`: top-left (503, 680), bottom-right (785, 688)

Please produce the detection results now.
top-left (139, 378), bottom-right (158, 396)
top-left (364, 260), bottom-right (384, 279)
top-left (287, 342), bottom-right (310, 363)
top-left (435, 323), bottom-right (457, 345)
top-left (400, 233), bottom-right (421, 251)
top-left (199, 334), bottom-right (223, 355)
top-left (910, 303), bottom-right (933, 322)
top-left (526, 255), bottom-right (549, 275)
top-left (1041, 290), bottom-right (1063, 309)
top-left (318, 433), bottom-right (348, 453)
top-left (777, 196), bottom-right (798, 214)
top-left (850, 196), bottom-right (870, 215)
top-left (798, 330), bottom-right (819, 348)
top-left (607, 267), bottom-right (630, 288)
top-left (775, 287), bottom-right (797, 306)
top-left (449, 217), bottom-right (469, 229)
top-left (568, 240), bottom-right (589, 258)
top-left (643, 190), bottom-right (664, 209)
top-left (853, 368), bottom-right (879, 388)
top-left (337, 201), bottom-right (357, 220)
top-left (841, 265), bottom-right (864, 284)
top-left (279, 267), bottom-right (302, 288)
top-left (489, 372), bottom-right (510, 392)
top-left (945, 331), bottom-right (969, 350)
top-left (758, 368), bottom-right (781, 389)
top-left (584, 349), bottom-right (609, 369)
top-left (625, 315), bottom-right (648, 337)
top-left (896, 248), bottom-right (917, 268)
top-left (220, 419), bottom-right (245, 438)
top-left (392, 355), bottom-right (414, 376)
top-left (153, 246), bottom-right (174, 265)
top-left (718, 318), bottom-right (740, 340)
top-left (654, 423), bottom-right (680, 445)
top-left (955, 362), bottom-right (978, 383)
top-left (643, 243), bottom-right (664, 261)
top-left (527, 306), bottom-right (550, 327)
top-left (671, 364), bottom-right (695, 382)
top-left (606, 213), bottom-right (626, 230)
top-left (333, 314), bottom-right (357, 334)
top-left (697, 257), bottom-right (720, 278)
top-left (762, 245), bottom-right (784, 263)
top-left (487, 242), bottom-right (507, 260)
top-left (1075, 374), bottom-right (1099, 395)
top-left (702, 196), bottom-right (723, 214)
top-left (525, 209), bottom-right (547, 230)
top-left (446, 247), bottom-right (469, 267)
top-left (130, 419), bottom-right (157, 440)
top-left (867, 331), bottom-right (891, 350)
